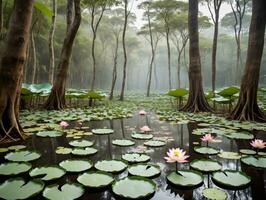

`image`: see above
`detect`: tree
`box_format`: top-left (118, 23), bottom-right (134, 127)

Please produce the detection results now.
top-left (180, 0), bottom-right (211, 112)
top-left (0, 0), bottom-right (34, 141)
top-left (230, 0), bottom-right (266, 122)
top-left (45, 0), bottom-right (81, 110)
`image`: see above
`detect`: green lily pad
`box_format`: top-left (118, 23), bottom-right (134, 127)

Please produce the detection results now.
top-left (190, 159), bottom-right (222, 173)
top-left (218, 151), bottom-right (241, 160)
top-left (144, 140), bottom-right (166, 147)
top-left (239, 149), bottom-right (256, 155)
top-left (94, 160), bottom-right (127, 173)
top-left (0, 162), bottom-right (32, 175)
top-left (92, 128), bottom-right (114, 135)
top-left (0, 148), bottom-right (9, 153)
top-left (128, 164), bottom-right (161, 178)
top-left (202, 188), bottom-right (227, 200)
top-left (5, 150), bottom-right (41, 162)
top-left (225, 131), bottom-right (254, 140)
top-left (77, 171), bottom-right (114, 188)
top-left (56, 147), bottom-right (72, 155)
top-left (59, 159), bottom-right (93, 172)
top-left (8, 145), bottom-right (27, 151)
top-left (69, 140), bottom-right (94, 147)
top-left (42, 183), bottom-right (84, 200)
top-left (71, 147), bottom-right (98, 156)
top-left (36, 130), bottom-right (63, 137)
top-left (29, 166), bottom-right (66, 181)
top-left (122, 153), bottom-right (150, 163)
top-left (112, 139), bottom-right (135, 147)
top-left (131, 133), bottom-right (153, 140)
top-left (194, 146), bottom-right (219, 155)
top-left (0, 178), bottom-right (44, 199)
top-left (212, 170), bottom-right (251, 190)
top-left (112, 176), bottom-right (156, 199)
top-left (241, 155), bottom-right (266, 168)
top-left (167, 170), bottom-right (203, 188)
top-left (258, 152), bottom-right (266, 156)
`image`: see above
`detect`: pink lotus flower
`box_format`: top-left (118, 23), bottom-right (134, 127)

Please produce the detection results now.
top-left (139, 110), bottom-right (147, 115)
top-left (140, 125), bottom-right (151, 132)
top-left (201, 134), bottom-right (215, 142)
top-left (164, 148), bottom-right (189, 163)
top-left (60, 121), bottom-right (69, 129)
top-left (250, 139), bottom-right (266, 149)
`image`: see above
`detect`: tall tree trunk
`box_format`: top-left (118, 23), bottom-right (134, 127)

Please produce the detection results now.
top-left (31, 31), bottom-right (36, 84)
top-left (44, 0), bottom-right (81, 110)
top-left (120, 0), bottom-right (129, 101)
top-left (48, 0), bottom-right (57, 84)
top-left (0, 0), bottom-right (3, 36)
top-left (0, 0), bottom-right (34, 141)
top-left (166, 30), bottom-right (172, 90)
top-left (180, 0), bottom-right (211, 112)
top-left (109, 35), bottom-right (119, 100)
top-left (230, 0), bottom-right (266, 122)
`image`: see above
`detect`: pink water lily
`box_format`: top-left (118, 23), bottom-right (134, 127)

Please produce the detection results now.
top-left (201, 133), bottom-right (215, 142)
top-left (60, 121), bottom-right (69, 129)
top-left (164, 148), bottom-right (189, 163)
top-left (139, 110), bottom-right (147, 115)
top-left (250, 139), bottom-right (266, 149)
top-left (140, 125), bottom-right (151, 132)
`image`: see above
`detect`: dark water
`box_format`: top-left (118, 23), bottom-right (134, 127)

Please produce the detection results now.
top-left (1, 112), bottom-right (266, 200)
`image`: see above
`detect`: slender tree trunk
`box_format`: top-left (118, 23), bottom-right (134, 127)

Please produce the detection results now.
top-left (67, 0), bottom-right (73, 32)
top-left (0, 0), bottom-right (34, 141)
top-left (0, 0), bottom-right (3, 36)
top-left (180, 0), bottom-right (212, 112)
top-left (177, 50), bottom-right (182, 88)
top-left (48, 0), bottom-right (57, 84)
top-left (120, 0), bottom-right (129, 101)
top-left (31, 31), bottom-right (36, 84)
top-left (211, 15), bottom-right (219, 93)
top-left (44, 0), bottom-right (81, 110)
top-left (109, 35), bottom-right (119, 100)
top-left (230, 0), bottom-right (266, 122)
top-left (166, 30), bottom-right (172, 90)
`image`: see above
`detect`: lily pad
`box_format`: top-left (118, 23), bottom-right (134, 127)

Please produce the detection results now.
top-left (59, 159), bottom-right (93, 172)
top-left (202, 188), bottom-right (227, 200)
top-left (92, 128), bottom-right (114, 135)
top-left (144, 140), bottom-right (166, 147)
top-left (69, 140), bottom-right (94, 147)
top-left (112, 176), bottom-right (156, 199)
top-left (128, 164), bottom-right (161, 178)
top-left (190, 159), bottom-right (222, 173)
top-left (225, 131), bottom-right (254, 140)
top-left (122, 153), bottom-right (150, 163)
top-left (241, 155), bottom-right (266, 168)
top-left (36, 130), bottom-right (63, 137)
top-left (95, 160), bottom-right (127, 173)
top-left (194, 146), bottom-right (219, 155)
top-left (8, 145), bottom-right (27, 151)
top-left (218, 151), bottom-right (241, 160)
top-left (71, 147), bottom-right (98, 156)
top-left (42, 183), bottom-right (84, 200)
top-left (0, 178), bottom-right (44, 199)
top-left (131, 132), bottom-right (153, 140)
top-left (112, 139), bottom-right (135, 147)
top-left (29, 166), bottom-right (66, 181)
top-left (77, 171), bottom-right (114, 188)
top-left (167, 170), bottom-right (203, 188)
top-left (5, 150), bottom-right (41, 162)
top-left (56, 147), bottom-right (72, 155)
top-left (239, 149), bottom-right (256, 155)
top-left (212, 170), bottom-right (251, 190)
top-left (0, 162), bottom-right (32, 175)
top-left (0, 148), bottom-right (9, 153)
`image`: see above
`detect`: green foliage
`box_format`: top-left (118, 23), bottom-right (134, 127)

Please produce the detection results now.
top-left (34, 1), bottom-right (53, 17)
top-left (167, 88), bottom-right (189, 97)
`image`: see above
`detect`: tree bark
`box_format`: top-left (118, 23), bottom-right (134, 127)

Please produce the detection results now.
top-left (230, 0), bottom-right (266, 122)
top-left (166, 30), bottom-right (172, 90)
top-left (0, 0), bottom-right (34, 141)
top-left (44, 0), bottom-right (81, 110)
top-left (0, 0), bottom-right (3, 36)
top-left (48, 0), bottom-right (57, 84)
top-left (180, 0), bottom-right (212, 113)
top-left (30, 31), bottom-right (36, 84)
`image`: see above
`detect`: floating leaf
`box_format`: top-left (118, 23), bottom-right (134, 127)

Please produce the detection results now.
top-left (128, 164), bottom-right (160, 178)
top-left (5, 150), bottom-right (41, 162)
top-left (218, 151), bottom-right (241, 160)
top-left (0, 162), bottom-right (32, 175)
top-left (225, 131), bottom-right (254, 140)
top-left (144, 140), bottom-right (166, 147)
top-left (8, 145), bottom-right (27, 151)
top-left (112, 139), bottom-right (135, 147)
top-left (0, 178), bottom-right (44, 199)
top-left (131, 133), bottom-right (153, 140)
top-left (36, 130), bottom-right (63, 137)
top-left (194, 146), bottom-right (219, 155)
top-left (42, 183), bottom-right (84, 200)
top-left (190, 159), bottom-right (222, 173)
top-left (112, 176), bottom-right (156, 199)
top-left (241, 155), bottom-right (266, 168)
top-left (167, 170), bottom-right (203, 188)
top-left (166, 88), bottom-right (189, 97)
top-left (202, 188), bottom-right (227, 200)
top-left (69, 140), bottom-right (94, 147)
top-left (77, 171), bottom-right (114, 188)
top-left (239, 149), bottom-right (256, 155)
top-left (0, 148), bottom-right (9, 153)
top-left (122, 153), bottom-right (150, 163)
top-left (59, 159), bottom-right (93, 172)
top-left (212, 170), bottom-right (251, 190)
top-left (56, 147), bottom-right (72, 155)
top-left (29, 166), bottom-right (66, 181)
top-left (92, 128), bottom-right (114, 135)
top-left (71, 147), bottom-right (98, 156)
top-left (94, 160), bottom-right (127, 173)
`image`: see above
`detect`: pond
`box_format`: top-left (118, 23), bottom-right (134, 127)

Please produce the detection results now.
top-left (0, 111), bottom-right (266, 200)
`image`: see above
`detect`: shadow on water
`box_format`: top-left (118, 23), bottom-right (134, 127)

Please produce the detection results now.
top-left (0, 112), bottom-right (265, 200)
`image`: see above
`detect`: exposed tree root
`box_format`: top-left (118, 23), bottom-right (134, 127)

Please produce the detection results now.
top-left (44, 89), bottom-right (65, 110)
